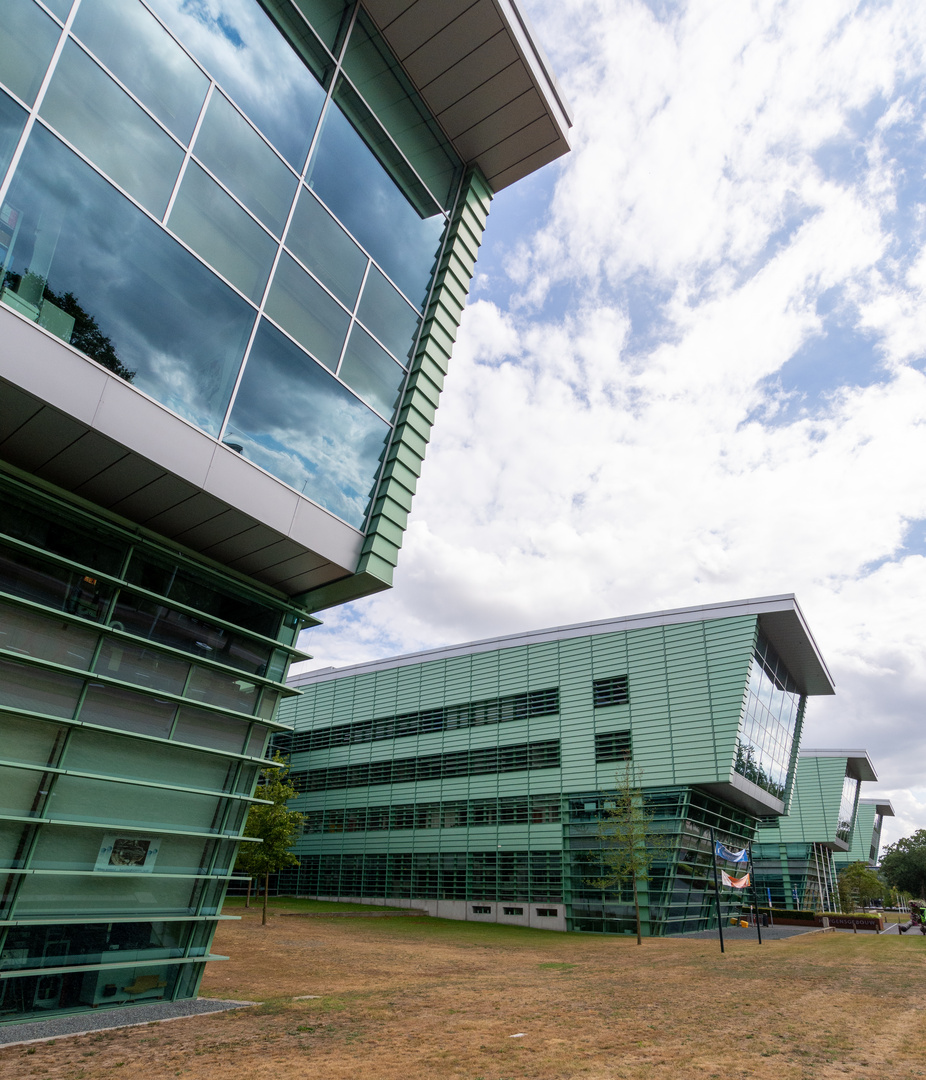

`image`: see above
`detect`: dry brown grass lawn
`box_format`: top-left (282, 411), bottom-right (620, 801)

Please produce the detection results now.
top-left (3, 899), bottom-right (924, 1080)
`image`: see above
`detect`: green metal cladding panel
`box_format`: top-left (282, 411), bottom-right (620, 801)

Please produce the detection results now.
top-left (761, 756), bottom-right (852, 845)
top-left (279, 612), bottom-right (763, 806)
top-left (304, 169), bottom-right (493, 613)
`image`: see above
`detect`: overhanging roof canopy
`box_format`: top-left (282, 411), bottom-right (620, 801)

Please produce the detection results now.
top-left (800, 749), bottom-right (878, 783)
top-left (362, 0), bottom-right (572, 191)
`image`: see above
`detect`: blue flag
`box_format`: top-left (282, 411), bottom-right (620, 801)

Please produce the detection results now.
top-left (715, 841), bottom-right (749, 863)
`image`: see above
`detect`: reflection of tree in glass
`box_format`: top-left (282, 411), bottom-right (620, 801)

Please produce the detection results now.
top-left (734, 739), bottom-right (786, 800)
top-left (44, 286), bottom-right (136, 382)
top-left (3, 271), bottom-right (135, 382)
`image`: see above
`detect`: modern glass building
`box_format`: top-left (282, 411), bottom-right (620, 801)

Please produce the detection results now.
top-left (831, 797), bottom-right (894, 872)
top-left (0, 0), bottom-right (570, 1023)
top-left (277, 595), bottom-right (835, 936)
top-left (752, 750), bottom-right (877, 911)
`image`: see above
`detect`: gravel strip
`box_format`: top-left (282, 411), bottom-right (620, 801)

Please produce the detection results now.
top-left (0, 997), bottom-right (255, 1048)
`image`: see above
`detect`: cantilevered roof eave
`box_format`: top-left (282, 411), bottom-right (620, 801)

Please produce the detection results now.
top-left (361, 0), bottom-right (572, 192)
top-left (289, 594), bottom-right (834, 692)
top-left (799, 749), bottom-right (878, 783)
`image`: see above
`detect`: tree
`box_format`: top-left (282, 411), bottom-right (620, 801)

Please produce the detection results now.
top-left (880, 829), bottom-right (926, 900)
top-left (236, 756), bottom-right (304, 926)
top-left (584, 763), bottom-right (672, 944)
top-left (837, 861), bottom-right (884, 911)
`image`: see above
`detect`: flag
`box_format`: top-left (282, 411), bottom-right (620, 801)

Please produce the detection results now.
top-left (715, 842), bottom-right (749, 863)
top-left (721, 870), bottom-right (750, 889)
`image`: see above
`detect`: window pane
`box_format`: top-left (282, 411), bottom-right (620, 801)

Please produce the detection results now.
top-left (286, 188), bottom-right (366, 308)
top-left (43, 774), bottom-right (223, 831)
top-left (146, 0), bottom-right (326, 170)
top-left (72, 0), bottom-right (209, 143)
top-left (64, 727), bottom-right (237, 792)
top-left (356, 266), bottom-right (420, 363)
top-left (172, 706), bottom-right (249, 755)
top-left (225, 319), bottom-right (390, 529)
top-left (78, 683), bottom-right (177, 739)
top-left (308, 81), bottom-right (444, 309)
top-left (93, 639), bottom-right (190, 697)
top-left (193, 91), bottom-right (298, 236)
top-left (338, 325), bottom-right (405, 419)
top-left (0, 765), bottom-right (51, 818)
top-left (0, 656), bottom-right (82, 718)
top-left (42, 0), bottom-right (72, 17)
top-left (0, 0), bottom-right (60, 106)
top-left (40, 41), bottom-right (185, 217)
top-left (168, 161), bottom-right (276, 301)
top-left (264, 252), bottom-right (350, 370)
top-left (0, 90), bottom-right (27, 182)
top-left (0, 600), bottom-right (98, 669)
top-left (1, 125), bottom-right (255, 433)
top-left (0, 545), bottom-right (114, 620)
top-left (0, 715), bottom-right (67, 768)
top-left (186, 665), bottom-right (259, 716)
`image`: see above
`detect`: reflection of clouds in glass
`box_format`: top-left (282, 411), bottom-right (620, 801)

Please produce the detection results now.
top-left (6, 126), bottom-right (254, 433)
top-left (227, 320), bottom-right (390, 529)
top-left (308, 103), bottom-right (445, 310)
top-left (72, 0), bottom-right (210, 144)
top-left (145, 0), bottom-right (325, 169)
top-left (0, 90), bottom-right (27, 178)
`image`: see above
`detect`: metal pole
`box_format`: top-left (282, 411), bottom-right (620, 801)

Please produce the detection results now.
top-left (709, 827), bottom-right (725, 954)
top-left (749, 843), bottom-right (762, 944)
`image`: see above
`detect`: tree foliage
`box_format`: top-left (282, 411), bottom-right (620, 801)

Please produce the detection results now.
top-left (236, 756), bottom-right (304, 925)
top-left (879, 829), bottom-right (926, 899)
top-left (584, 763), bottom-right (672, 944)
top-left (837, 861), bottom-right (883, 911)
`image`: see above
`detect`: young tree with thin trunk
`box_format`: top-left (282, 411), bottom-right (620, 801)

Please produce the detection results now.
top-left (584, 763), bottom-right (671, 944)
top-left (837, 861), bottom-right (884, 912)
top-left (237, 756), bottom-right (304, 925)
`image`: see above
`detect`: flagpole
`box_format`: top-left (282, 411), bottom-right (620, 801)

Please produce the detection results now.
top-left (709, 826), bottom-right (725, 954)
top-left (749, 842), bottom-right (762, 944)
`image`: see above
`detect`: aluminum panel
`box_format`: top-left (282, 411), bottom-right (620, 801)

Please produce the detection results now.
top-left (380, 0), bottom-right (476, 59)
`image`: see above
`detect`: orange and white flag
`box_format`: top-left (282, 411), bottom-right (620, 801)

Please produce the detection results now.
top-left (721, 870), bottom-right (750, 889)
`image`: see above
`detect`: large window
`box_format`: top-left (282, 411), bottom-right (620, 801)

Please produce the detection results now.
top-left (734, 634), bottom-right (804, 801)
top-left (0, 0), bottom-right (462, 532)
top-left (836, 772), bottom-right (859, 844)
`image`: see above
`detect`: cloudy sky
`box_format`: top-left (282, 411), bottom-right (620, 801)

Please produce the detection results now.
top-left (296, 0), bottom-right (926, 847)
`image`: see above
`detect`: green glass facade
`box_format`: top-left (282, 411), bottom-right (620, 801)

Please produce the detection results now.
top-left (753, 750), bottom-right (876, 911)
top-left (0, 0), bottom-right (569, 1023)
top-left (0, 473), bottom-right (306, 1020)
top-left (831, 798), bottom-right (893, 872)
top-left (278, 598), bottom-right (834, 935)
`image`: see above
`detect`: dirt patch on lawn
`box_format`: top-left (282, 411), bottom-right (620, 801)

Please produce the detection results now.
top-left (2, 901), bottom-right (924, 1080)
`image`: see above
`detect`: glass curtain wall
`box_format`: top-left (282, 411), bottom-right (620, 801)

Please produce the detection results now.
top-left (565, 789), bottom-right (759, 936)
top-left (0, 0), bottom-right (462, 531)
top-left (734, 634), bottom-right (805, 801)
top-left (0, 475), bottom-right (308, 1021)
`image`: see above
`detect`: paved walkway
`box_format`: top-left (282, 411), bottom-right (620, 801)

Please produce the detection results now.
top-left (674, 923), bottom-right (818, 941)
top-left (0, 997), bottom-right (255, 1048)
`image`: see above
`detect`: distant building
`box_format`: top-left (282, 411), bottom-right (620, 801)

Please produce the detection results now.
top-left (832, 797), bottom-right (894, 872)
top-left (279, 595), bottom-right (835, 935)
top-left (0, 0), bottom-right (569, 1023)
top-left (752, 750), bottom-right (877, 911)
